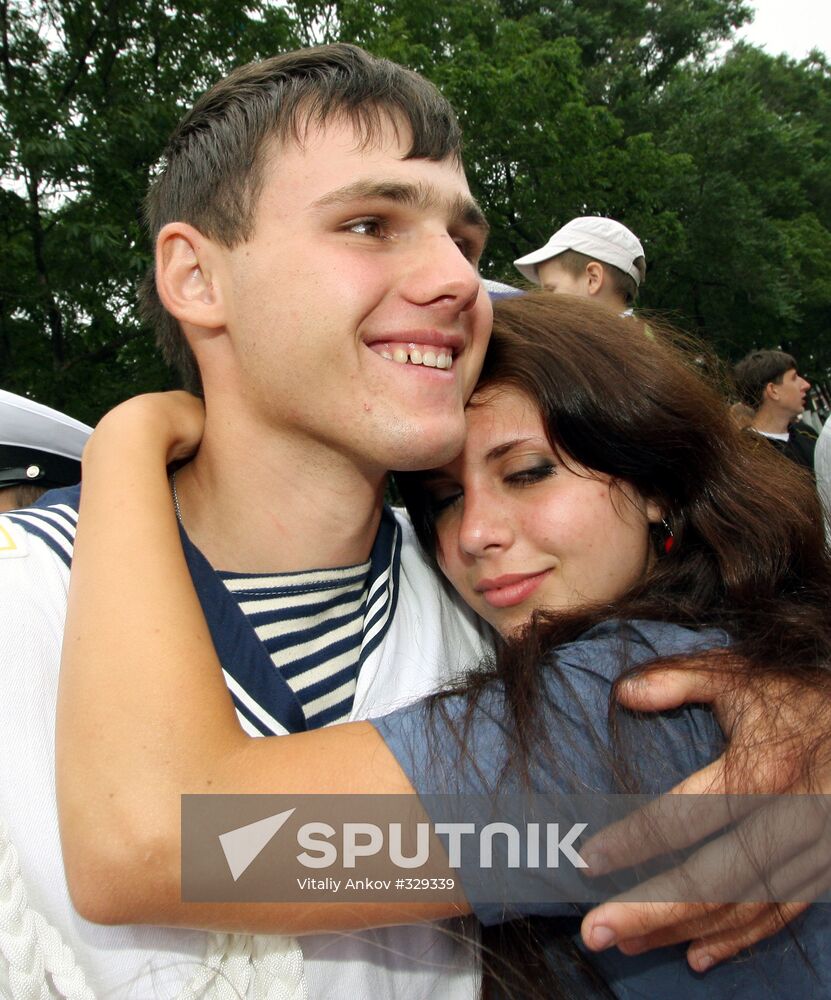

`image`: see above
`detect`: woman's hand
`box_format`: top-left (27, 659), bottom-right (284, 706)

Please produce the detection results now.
top-left (85, 391), bottom-right (206, 469)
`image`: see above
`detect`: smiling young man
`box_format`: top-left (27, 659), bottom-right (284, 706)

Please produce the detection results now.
top-left (0, 45), bottom-right (492, 1000)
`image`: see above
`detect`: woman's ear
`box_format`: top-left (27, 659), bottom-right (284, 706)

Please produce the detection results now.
top-left (155, 223), bottom-right (226, 331)
top-left (646, 499), bottom-right (664, 524)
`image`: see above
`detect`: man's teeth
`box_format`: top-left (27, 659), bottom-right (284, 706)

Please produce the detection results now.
top-left (380, 347), bottom-right (453, 369)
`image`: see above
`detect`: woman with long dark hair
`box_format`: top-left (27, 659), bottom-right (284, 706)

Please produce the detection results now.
top-left (57, 293), bottom-right (831, 998)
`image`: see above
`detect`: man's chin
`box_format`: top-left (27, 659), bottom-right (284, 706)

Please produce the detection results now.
top-left (390, 428), bottom-right (466, 473)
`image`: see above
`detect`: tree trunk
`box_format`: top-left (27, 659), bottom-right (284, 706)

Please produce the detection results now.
top-left (26, 168), bottom-right (65, 367)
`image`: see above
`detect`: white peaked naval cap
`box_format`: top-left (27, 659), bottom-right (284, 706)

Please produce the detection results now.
top-left (0, 389), bottom-right (92, 488)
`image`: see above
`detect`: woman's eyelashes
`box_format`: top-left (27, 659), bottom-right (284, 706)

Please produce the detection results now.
top-left (504, 462), bottom-right (557, 487)
top-left (428, 489), bottom-right (463, 516)
top-left (428, 463), bottom-right (556, 517)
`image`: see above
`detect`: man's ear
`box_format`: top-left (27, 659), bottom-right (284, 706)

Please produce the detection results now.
top-left (585, 261), bottom-right (604, 296)
top-left (155, 223), bottom-right (226, 330)
top-left (764, 380), bottom-right (780, 402)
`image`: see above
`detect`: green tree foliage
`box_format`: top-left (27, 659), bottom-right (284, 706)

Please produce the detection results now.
top-left (642, 46), bottom-right (831, 371)
top-left (1, 0), bottom-right (829, 421)
top-left (0, 0), bottom-right (297, 422)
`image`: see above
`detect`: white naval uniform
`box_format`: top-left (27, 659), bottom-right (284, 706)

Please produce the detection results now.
top-left (0, 494), bottom-right (489, 1000)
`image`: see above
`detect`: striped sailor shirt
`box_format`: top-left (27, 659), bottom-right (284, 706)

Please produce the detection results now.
top-left (220, 561), bottom-right (370, 728)
top-left (5, 489), bottom-right (403, 739)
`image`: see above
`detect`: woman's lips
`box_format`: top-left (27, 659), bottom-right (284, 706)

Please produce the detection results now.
top-left (476, 570), bottom-right (551, 609)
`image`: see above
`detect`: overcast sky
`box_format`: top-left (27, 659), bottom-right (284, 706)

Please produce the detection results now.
top-left (734, 0), bottom-right (830, 59)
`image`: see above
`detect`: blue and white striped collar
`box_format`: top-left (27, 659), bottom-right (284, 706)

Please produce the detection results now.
top-left (8, 488), bottom-right (402, 735)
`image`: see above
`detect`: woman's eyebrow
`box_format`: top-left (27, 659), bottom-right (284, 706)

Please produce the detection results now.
top-left (485, 438), bottom-right (536, 462)
top-left (417, 438), bottom-right (543, 483)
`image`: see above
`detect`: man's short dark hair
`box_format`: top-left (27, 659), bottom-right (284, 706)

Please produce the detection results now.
top-left (551, 249), bottom-right (645, 306)
top-left (734, 349), bottom-right (798, 410)
top-left (139, 43), bottom-right (464, 394)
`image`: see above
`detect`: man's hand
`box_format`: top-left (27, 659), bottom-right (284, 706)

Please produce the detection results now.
top-left (579, 663), bottom-right (831, 970)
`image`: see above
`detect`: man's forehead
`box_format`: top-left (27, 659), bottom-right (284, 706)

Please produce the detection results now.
top-left (253, 117), bottom-right (486, 238)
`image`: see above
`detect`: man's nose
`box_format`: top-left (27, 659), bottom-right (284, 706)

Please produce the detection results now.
top-left (399, 233), bottom-right (482, 315)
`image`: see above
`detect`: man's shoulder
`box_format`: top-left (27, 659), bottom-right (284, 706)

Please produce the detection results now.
top-left (389, 506), bottom-right (490, 639)
top-left (787, 422), bottom-right (818, 468)
top-left (792, 422), bottom-right (819, 443)
top-left (0, 513), bottom-right (72, 657)
top-left (0, 514), bottom-right (32, 560)
top-left (390, 506), bottom-right (446, 594)
top-left (1, 485), bottom-right (81, 571)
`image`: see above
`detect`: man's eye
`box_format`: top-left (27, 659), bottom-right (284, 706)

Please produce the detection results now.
top-left (453, 237), bottom-right (475, 262)
top-left (453, 235), bottom-right (484, 265)
top-left (347, 219), bottom-right (385, 238)
top-left (505, 464), bottom-right (556, 486)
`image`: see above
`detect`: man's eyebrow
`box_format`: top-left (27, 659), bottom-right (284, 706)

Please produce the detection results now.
top-left (312, 179), bottom-right (489, 234)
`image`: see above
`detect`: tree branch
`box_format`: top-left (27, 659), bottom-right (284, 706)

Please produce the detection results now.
top-left (25, 165), bottom-right (65, 366)
top-left (57, 0), bottom-right (121, 107)
top-left (0, 0), bottom-right (13, 98)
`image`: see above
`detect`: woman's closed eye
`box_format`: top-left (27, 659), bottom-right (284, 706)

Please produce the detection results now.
top-left (504, 462), bottom-right (557, 487)
top-left (427, 487), bottom-right (463, 516)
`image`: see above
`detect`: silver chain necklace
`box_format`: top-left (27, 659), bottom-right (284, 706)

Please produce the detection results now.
top-left (170, 470), bottom-right (183, 525)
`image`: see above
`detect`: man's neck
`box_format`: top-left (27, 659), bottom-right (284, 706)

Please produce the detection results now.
top-left (591, 289), bottom-right (628, 314)
top-left (751, 406), bottom-right (792, 436)
top-left (172, 417), bottom-right (385, 574)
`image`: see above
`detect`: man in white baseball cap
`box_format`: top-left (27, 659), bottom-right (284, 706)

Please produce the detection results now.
top-left (514, 216), bottom-right (646, 314)
top-left (0, 389), bottom-right (92, 512)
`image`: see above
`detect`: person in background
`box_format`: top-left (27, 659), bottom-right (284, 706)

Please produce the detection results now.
top-left (513, 217), bottom-right (645, 315)
top-left (733, 349), bottom-right (816, 471)
top-left (815, 414), bottom-right (831, 535)
top-left (0, 389), bottom-right (91, 513)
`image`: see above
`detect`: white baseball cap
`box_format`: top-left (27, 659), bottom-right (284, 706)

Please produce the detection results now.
top-left (514, 217), bottom-right (645, 285)
top-left (0, 389), bottom-right (92, 488)
top-left (482, 278), bottom-right (523, 300)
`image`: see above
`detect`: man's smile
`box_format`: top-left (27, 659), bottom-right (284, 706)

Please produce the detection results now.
top-left (372, 342), bottom-right (455, 369)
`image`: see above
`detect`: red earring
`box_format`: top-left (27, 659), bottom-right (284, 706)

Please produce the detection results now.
top-left (662, 519), bottom-right (675, 554)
